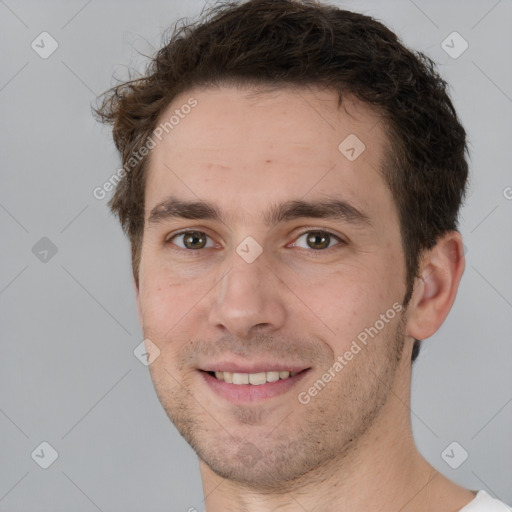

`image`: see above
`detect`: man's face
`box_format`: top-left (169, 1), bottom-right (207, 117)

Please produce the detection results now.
top-left (137, 85), bottom-right (411, 487)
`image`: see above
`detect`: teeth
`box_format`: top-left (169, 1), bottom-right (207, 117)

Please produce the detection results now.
top-left (212, 370), bottom-right (299, 385)
top-left (249, 372), bottom-right (267, 385)
top-left (232, 373), bottom-right (249, 384)
top-left (266, 371), bottom-right (280, 382)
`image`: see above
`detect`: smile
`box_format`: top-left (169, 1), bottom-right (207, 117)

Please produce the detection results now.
top-left (200, 368), bottom-right (311, 403)
top-left (210, 370), bottom-right (299, 385)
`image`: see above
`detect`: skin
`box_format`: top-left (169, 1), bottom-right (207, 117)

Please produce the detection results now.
top-left (136, 85), bottom-right (474, 511)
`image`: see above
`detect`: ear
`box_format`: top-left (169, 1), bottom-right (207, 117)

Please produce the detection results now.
top-left (405, 231), bottom-right (466, 341)
top-left (134, 277), bottom-right (143, 327)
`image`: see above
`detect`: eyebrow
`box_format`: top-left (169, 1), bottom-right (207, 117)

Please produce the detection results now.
top-left (147, 195), bottom-right (372, 228)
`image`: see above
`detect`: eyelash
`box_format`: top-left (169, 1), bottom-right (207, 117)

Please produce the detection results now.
top-left (165, 229), bottom-right (346, 257)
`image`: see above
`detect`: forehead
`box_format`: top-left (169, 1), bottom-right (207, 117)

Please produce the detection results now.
top-left (144, 85), bottom-right (395, 227)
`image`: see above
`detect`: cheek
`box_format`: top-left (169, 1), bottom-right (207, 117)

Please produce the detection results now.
top-left (294, 265), bottom-right (400, 350)
top-left (138, 268), bottom-right (199, 335)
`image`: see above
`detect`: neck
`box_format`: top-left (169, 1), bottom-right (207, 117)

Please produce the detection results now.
top-left (200, 356), bottom-right (475, 512)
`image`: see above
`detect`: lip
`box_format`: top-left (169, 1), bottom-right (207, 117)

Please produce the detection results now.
top-left (200, 368), bottom-right (311, 403)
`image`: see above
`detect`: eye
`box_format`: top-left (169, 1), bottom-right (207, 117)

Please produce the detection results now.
top-left (167, 231), bottom-right (216, 250)
top-left (291, 230), bottom-right (343, 251)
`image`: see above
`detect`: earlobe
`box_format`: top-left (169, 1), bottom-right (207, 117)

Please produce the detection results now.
top-left (405, 231), bottom-right (465, 341)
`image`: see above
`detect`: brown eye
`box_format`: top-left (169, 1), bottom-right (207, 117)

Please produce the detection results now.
top-left (306, 231), bottom-right (332, 250)
top-left (289, 230), bottom-right (345, 253)
top-left (169, 231), bottom-right (214, 250)
top-left (183, 232), bottom-right (206, 249)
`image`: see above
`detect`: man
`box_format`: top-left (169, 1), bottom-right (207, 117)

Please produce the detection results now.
top-left (95, 0), bottom-right (511, 510)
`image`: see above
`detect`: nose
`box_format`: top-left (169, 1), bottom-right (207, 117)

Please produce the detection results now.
top-left (208, 250), bottom-right (287, 339)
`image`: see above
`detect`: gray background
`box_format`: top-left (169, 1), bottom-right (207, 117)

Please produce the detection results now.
top-left (1, 0), bottom-right (511, 510)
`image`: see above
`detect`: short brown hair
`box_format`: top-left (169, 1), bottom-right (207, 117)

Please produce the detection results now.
top-left (95, 0), bottom-right (469, 362)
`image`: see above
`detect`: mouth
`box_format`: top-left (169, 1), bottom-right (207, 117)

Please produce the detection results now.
top-left (206, 369), bottom-right (301, 385)
top-left (199, 367), bottom-right (311, 403)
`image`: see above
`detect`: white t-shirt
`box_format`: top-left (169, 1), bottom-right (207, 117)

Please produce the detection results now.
top-left (459, 490), bottom-right (512, 511)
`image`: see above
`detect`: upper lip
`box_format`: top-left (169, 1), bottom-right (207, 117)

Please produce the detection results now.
top-left (200, 362), bottom-right (310, 374)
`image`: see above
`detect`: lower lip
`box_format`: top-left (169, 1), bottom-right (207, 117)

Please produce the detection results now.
top-left (200, 370), bottom-right (310, 403)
